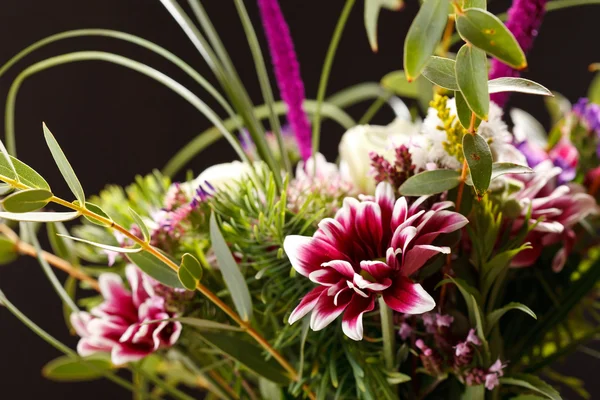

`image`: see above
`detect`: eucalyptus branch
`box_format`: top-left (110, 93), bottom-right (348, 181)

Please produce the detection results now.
top-left (0, 174), bottom-right (300, 382)
top-left (0, 223), bottom-right (100, 291)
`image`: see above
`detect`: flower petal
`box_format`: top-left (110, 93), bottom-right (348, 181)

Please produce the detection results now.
top-left (383, 277), bottom-right (435, 314)
top-left (353, 272), bottom-right (391, 291)
top-left (391, 225), bottom-right (417, 253)
top-left (342, 294), bottom-right (375, 341)
top-left (288, 286), bottom-right (327, 325)
top-left (360, 260), bottom-right (392, 281)
top-left (111, 344), bottom-right (150, 366)
top-left (283, 235), bottom-right (348, 277)
top-left (402, 245), bottom-right (450, 276)
top-left (310, 287), bottom-right (352, 331)
top-left (322, 260), bottom-right (356, 279)
top-left (355, 202), bottom-right (383, 256)
top-left (414, 211), bottom-right (469, 246)
top-left (309, 268), bottom-right (342, 286)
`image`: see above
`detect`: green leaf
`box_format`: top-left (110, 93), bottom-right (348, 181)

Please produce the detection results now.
top-left (455, 90), bottom-right (481, 130)
top-left (210, 212), bottom-right (253, 321)
top-left (500, 374), bottom-right (562, 400)
top-left (456, 44), bottom-right (489, 120)
top-left (364, 0), bottom-right (404, 52)
top-left (2, 189), bottom-right (52, 213)
top-left (461, 385), bottom-right (485, 400)
top-left (481, 244), bottom-right (531, 297)
top-left (456, 8), bottom-right (526, 69)
top-left (177, 266), bottom-right (197, 291)
top-left (588, 70), bottom-right (600, 104)
top-left (0, 210), bottom-right (80, 222)
top-left (486, 302), bottom-right (536, 335)
top-left (462, 0), bottom-right (486, 8)
top-left (421, 56), bottom-right (459, 90)
top-left (471, 294), bottom-right (487, 346)
top-left (127, 249), bottom-right (185, 289)
top-left (0, 235), bottom-right (18, 265)
top-left (543, 92), bottom-right (571, 125)
top-left (0, 140), bottom-right (18, 183)
top-left (259, 378), bottom-right (283, 400)
top-left (72, 201), bottom-right (112, 227)
top-left (398, 169), bottom-right (461, 196)
top-left (462, 133), bottom-right (492, 198)
top-left (42, 355), bottom-right (113, 382)
top-left (380, 71), bottom-right (419, 98)
top-left (403, 0), bottom-right (449, 81)
top-left (488, 78), bottom-right (552, 96)
top-left (129, 207), bottom-right (150, 242)
top-left (42, 123), bottom-right (85, 204)
top-left (491, 163), bottom-right (533, 181)
top-left (436, 276), bottom-right (481, 325)
top-left (181, 253), bottom-right (203, 280)
top-left (0, 155), bottom-right (50, 190)
top-left (199, 332), bottom-right (289, 384)
top-left (47, 222), bottom-right (76, 264)
top-left (57, 234), bottom-right (141, 254)
top-left (167, 317), bottom-right (241, 331)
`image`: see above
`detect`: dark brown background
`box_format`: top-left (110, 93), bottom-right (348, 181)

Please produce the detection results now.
top-left (0, 0), bottom-right (598, 398)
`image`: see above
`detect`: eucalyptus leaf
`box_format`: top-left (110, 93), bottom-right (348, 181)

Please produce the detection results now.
top-left (199, 332), bottom-right (289, 384)
top-left (57, 234), bottom-right (142, 254)
top-left (403, 0), bottom-right (449, 81)
top-left (422, 56), bottom-right (459, 90)
top-left (0, 235), bottom-right (18, 265)
top-left (364, 0), bottom-right (404, 52)
top-left (491, 163), bottom-right (533, 181)
top-left (486, 302), bottom-right (536, 335)
top-left (456, 44), bottom-right (489, 120)
top-left (127, 249), bottom-right (185, 289)
top-left (455, 91), bottom-right (480, 130)
top-left (456, 8), bottom-right (526, 69)
top-left (73, 201), bottom-right (112, 227)
top-left (181, 253), bottom-right (203, 280)
top-left (488, 78), bottom-right (552, 96)
top-left (42, 123), bottom-right (85, 204)
top-left (500, 374), bottom-right (562, 400)
top-left (47, 222), bottom-right (76, 264)
top-left (398, 169), bottom-right (461, 196)
top-left (380, 70), bottom-right (419, 98)
top-left (462, 0), bottom-right (486, 8)
top-left (0, 140), bottom-right (18, 183)
top-left (210, 212), bottom-right (253, 321)
top-left (462, 133), bottom-right (492, 198)
top-left (2, 189), bottom-right (52, 213)
top-left (0, 155), bottom-right (50, 190)
top-left (129, 207), bottom-right (150, 242)
top-left (177, 266), bottom-right (197, 291)
top-left (0, 210), bottom-right (80, 222)
top-left (42, 355), bottom-right (113, 382)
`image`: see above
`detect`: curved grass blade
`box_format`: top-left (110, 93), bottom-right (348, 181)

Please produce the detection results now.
top-left (0, 210), bottom-right (80, 222)
top-left (57, 234), bottom-right (142, 254)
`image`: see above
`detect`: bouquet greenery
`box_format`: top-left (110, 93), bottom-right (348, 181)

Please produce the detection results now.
top-left (0, 0), bottom-right (599, 399)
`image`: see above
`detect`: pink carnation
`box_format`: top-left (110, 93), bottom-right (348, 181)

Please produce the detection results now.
top-left (70, 265), bottom-right (182, 365)
top-left (284, 182), bottom-right (468, 340)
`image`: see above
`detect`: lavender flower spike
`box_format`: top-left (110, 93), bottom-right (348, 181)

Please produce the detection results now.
top-left (257, 0), bottom-right (312, 161)
top-left (489, 0), bottom-right (547, 107)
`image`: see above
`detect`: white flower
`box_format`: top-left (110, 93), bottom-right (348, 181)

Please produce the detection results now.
top-left (339, 118), bottom-right (420, 193)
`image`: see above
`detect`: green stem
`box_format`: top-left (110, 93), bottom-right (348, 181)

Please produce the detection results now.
top-left (131, 365), bottom-right (195, 400)
top-left (311, 0), bottom-right (356, 160)
top-left (358, 96), bottom-right (389, 125)
top-left (379, 297), bottom-right (396, 371)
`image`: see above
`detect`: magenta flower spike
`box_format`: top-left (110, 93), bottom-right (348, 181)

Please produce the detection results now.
top-left (489, 0), bottom-right (548, 107)
top-left (257, 0), bottom-right (312, 161)
top-left (283, 182), bottom-right (469, 340)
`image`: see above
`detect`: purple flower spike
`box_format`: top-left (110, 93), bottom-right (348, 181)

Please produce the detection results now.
top-left (489, 0), bottom-right (548, 107)
top-left (257, 0), bottom-right (312, 161)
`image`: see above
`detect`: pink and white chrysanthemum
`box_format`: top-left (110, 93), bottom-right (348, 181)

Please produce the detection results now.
top-left (283, 182), bottom-right (469, 340)
top-left (510, 160), bottom-right (597, 271)
top-left (70, 265), bottom-right (182, 365)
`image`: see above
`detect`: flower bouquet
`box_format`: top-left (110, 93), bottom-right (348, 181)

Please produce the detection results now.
top-left (0, 0), bottom-right (599, 399)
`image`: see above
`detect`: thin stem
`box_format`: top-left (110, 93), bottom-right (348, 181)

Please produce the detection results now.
top-left (0, 224), bottom-right (100, 290)
top-left (358, 96), bottom-right (387, 125)
top-left (379, 297), bottom-right (396, 371)
top-left (311, 0), bottom-right (356, 160)
top-left (132, 365), bottom-right (195, 400)
top-left (439, 15), bottom-right (455, 57)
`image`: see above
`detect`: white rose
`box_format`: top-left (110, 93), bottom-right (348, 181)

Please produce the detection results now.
top-left (339, 118), bottom-right (419, 194)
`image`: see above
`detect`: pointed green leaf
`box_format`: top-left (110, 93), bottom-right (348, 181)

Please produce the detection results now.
top-left (456, 44), bottom-right (489, 120)
top-left (481, 243), bottom-right (531, 297)
top-left (403, 0), bottom-right (449, 81)
top-left (57, 234), bottom-right (141, 254)
top-left (500, 374), bottom-right (562, 400)
top-left (151, 317), bottom-right (241, 331)
top-left (488, 78), bottom-right (552, 96)
top-left (463, 133), bottom-right (492, 198)
top-left (210, 212), bottom-right (253, 321)
top-left (2, 189), bottom-right (52, 213)
top-left (380, 70), bottom-right (419, 98)
top-left (398, 169), bottom-right (461, 196)
top-left (486, 302), bottom-right (536, 335)
top-left (181, 253), bottom-right (203, 280)
top-left (47, 222), bottom-right (77, 265)
top-left (456, 8), bottom-right (526, 69)
top-left (435, 276), bottom-right (481, 325)
top-left (365, 0), bottom-right (404, 52)
top-left (127, 249), bottom-right (184, 289)
top-left (42, 123), bottom-right (85, 204)
top-left (0, 140), bottom-right (18, 183)
top-left (199, 332), bottom-right (289, 384)
top-left (0, 235), bottom-right (18, 265)
top-left (422, 56), bottom-right (459, 90)
top-left (129, 208), bottom-right (150, 242)
top-left (177, 266), bottom-right (197, 291)
top-left (42, 355), bottom-right (113, 382)
top-left (73, 201), bottom-right (112, 227)
top-left (461, 385), bottom-right (485, 400)
top-left (0, 156), bottom-right (50, 190)
top-left (462, 0), bottom-right (486, 8)
top-left (0, 210), bottom-right (80, 222)
top-left (491, 162), bottom-right (533, 181)
top-left (455, 90), bottom-right (481, 130)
